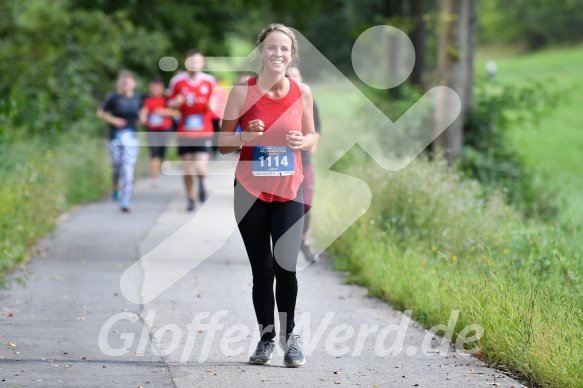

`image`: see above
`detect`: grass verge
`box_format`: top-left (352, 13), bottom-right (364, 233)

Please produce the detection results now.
top-left (318, 153), bottom-right (582, 387)
top-left (0, 126), bottom-right (110, 284)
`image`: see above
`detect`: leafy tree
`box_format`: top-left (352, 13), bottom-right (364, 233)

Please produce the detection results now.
top-left (70, 0), bottom-right (248, 58)
top-left (0, 0), bottom-right (169, 139)
top-left (458, 80), bottom-right (561, 219)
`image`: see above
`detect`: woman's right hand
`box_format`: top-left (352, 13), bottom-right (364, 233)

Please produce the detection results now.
top-left (241, 119), bottom-right (265, 142)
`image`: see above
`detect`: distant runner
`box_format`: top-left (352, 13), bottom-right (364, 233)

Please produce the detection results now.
top-left (140, 75), bottom-right (175, 187)
top-left (97, 70), bottom-right (142, 212)
top-left (169, 49), bottom-right (216, 211)
top-left (286, 65), bottom-right (322, 262)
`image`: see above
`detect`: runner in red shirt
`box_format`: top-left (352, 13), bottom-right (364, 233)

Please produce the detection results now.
top-left (169, 49), bottom-right (217, 211)
top-left (219, 23), bottom-right (317, 368)
top-left (140, 75), bottom-right (175, 187)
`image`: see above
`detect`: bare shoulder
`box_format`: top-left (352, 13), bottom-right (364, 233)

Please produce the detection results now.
top-left (298, 81), bottom-right (312, 96)
top-left (228, 81), bottom-right (249, 105)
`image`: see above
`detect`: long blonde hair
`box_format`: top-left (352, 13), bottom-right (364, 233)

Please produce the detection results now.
top-left (255, 23), bottom-right (299, 74)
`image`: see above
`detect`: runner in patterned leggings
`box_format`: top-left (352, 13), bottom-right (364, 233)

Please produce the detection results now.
top-left (96, 70), bottom-right (142, 212)
top-left (219, 23), bottom-right (317, 368)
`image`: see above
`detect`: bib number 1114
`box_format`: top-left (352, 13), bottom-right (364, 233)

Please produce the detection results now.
top-left (258, 154), bottom-right (289, 168)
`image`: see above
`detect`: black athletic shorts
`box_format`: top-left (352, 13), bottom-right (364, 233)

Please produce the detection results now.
top-left (177, 137), bottom-right (212, 156)
top-left (147, 129), bottom-right (171, 159)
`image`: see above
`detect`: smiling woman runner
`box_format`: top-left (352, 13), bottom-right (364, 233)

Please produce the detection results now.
top-left (219, 23), bottom-right (317, 367)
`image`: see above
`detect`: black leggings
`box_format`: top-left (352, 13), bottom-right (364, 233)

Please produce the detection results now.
top-left (234, 180), bottom-right (305, 341)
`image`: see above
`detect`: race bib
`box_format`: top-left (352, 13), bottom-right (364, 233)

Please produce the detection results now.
top-left (252, 146), bottom-right (295, 176)
top-left (148, 114), bottom-right (164, 126)
top-left (184, 114), bottom-right (204, 131)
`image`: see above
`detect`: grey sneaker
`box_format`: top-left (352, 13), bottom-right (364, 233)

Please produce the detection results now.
top-left (249, 340), bottom-right (275, 365)
top-left (283, 334), bottom-right (305, 367)
top-left (300, 241), bottom-right (318, 262)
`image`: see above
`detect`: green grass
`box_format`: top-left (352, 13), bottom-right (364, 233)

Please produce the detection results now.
top-left (308, 46), bottom-right (583, 387)
top-left (321, 153), bottom-right (582, 387)
top-left (476, 44), bottom-right (583, 224)
top-left (0, 126), bottom-right (110, 283)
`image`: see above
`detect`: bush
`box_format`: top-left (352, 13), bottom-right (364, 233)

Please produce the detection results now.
top-left (458, 79), bottom-right (562, 220)
top-left (351, 77), bottom-right (560, 221)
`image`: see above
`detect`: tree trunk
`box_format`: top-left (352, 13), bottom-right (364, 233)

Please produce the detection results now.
top-left (464, 0), bottom-right (477, 110)
top-left (433, 0), bottom-right (476, 162)
top-left (385, 0), bottom-right (406, 99)
top-left (410, 0), bottom-right (427, 89)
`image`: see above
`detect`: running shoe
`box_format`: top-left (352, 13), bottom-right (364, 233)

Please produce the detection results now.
top-left (283, 334), bottom-right (305, 367)
top-left (300, 241), bottom-right (318, 262)
top-left (249, 340), bottom-right (275, 365)
top-left (198, 184), bottom-right (207, 202)
top-left (187, 198), bottom-right (195, 212)
top-left (120, 200), bottom-right (130, 213)
top-left (112, 189), bottom-right (119, 202)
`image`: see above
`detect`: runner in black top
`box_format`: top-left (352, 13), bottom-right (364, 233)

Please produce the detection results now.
top-left (97, 70), bottom-right (142, 212)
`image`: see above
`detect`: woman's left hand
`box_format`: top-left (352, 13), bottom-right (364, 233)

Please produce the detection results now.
top-left (286, 130), bottom-right (304, 150)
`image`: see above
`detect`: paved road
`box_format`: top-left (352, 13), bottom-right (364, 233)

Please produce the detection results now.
top-left (0, 156), bottom-right (525, 387)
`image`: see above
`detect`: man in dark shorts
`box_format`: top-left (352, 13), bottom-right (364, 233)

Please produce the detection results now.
top-left (169, 49), bottom-right (216, 211)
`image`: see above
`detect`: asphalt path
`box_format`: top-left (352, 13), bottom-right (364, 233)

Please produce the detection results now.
top-left (0, 155), bottom-right (525, 387)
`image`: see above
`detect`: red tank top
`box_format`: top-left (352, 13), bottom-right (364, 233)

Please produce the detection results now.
top-left (235, 77), bottom-right (304, 202)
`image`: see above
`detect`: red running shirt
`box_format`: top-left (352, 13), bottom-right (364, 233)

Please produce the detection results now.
top-left (170, 73), bottom-right (216, 138)
top-left (209, 83), bottom-right (230, 120)
top-left (235, 77), bottom-right (304, 202)
top-left (142, 95), bottom-right (173, 130)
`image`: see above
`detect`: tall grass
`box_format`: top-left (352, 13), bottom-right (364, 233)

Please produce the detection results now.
top-left (0, 125), bottom-right (110, 282)
top-left (318, 152), bottom-right (582, 387)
